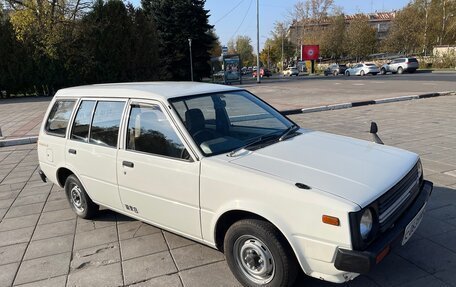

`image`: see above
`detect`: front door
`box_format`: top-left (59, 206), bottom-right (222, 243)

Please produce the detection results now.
top-left (117, 101), bottom-right (201, 239)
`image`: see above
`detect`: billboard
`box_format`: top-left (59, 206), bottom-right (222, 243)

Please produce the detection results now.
top-left (302, 45), bottom-right (320, 61)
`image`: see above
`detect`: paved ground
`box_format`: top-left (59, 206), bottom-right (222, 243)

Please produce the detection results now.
top-left (0, 95), bottom-right (455, 286)
top-left (1, 72), bottom-right (455, 139)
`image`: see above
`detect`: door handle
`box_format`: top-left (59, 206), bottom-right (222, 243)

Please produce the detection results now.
top-left (122, 161), bottom-right (134, 168)
top-left (68, 149), bottom-right (77, 155)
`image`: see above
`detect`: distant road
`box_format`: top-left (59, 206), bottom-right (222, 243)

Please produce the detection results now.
top-left (240, 72), bottom-right (456, 111)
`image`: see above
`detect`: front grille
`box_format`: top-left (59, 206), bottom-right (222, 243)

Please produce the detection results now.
top-left (377, 164), bottom-right (420, 232)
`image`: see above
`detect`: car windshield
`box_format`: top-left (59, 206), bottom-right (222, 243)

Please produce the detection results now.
top-left (169, 90), bottom-right (296, 156)
top-left (365, 64), bottom-right (376, 66)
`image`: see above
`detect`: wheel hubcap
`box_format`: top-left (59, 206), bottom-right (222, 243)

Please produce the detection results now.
top-left (234, 235), bottom-right (275, 284)
top-left (70, 185), bottom-right (84, 212)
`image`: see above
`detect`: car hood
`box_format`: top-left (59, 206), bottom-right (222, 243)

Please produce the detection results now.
top-left (228, 130), bottom-right (418, 207)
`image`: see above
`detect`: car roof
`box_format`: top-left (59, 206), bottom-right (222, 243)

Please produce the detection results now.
top-left (55, 82), bottom-right (242, 101)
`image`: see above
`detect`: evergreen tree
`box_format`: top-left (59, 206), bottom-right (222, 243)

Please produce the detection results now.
top-left (141, 0), bottom-right (215, 80)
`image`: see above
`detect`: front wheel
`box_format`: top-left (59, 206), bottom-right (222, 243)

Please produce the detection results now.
top-left (360, 70), bottom-right (365, 76)
top-left (224, 219), bottom-right (298, 287)
top-left (397, 67), bottom-right (404, 74)
top-left (345, 71), bottom-right (350, 76)
top-left (65, 175), bottom-right (99, 219)
top-left (380, 68), bottom-right (386, 75)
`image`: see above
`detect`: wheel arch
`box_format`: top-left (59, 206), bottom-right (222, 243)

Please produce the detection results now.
top-left (56, 167), bottom-right (75, 187)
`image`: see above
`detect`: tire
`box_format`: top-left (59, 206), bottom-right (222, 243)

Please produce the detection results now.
top-left (372, 73), bottom-right (377, 76)
top-left (360, 70), bottom-right (365, 76)
top-left (397, 67), bottom-right (404, 74)
top-left (224, 219), bottom-right (298, 287)
top-left (346, 71), bottom-right (350, 76)
top-left (380, 68), bottom-right (386, 75)
top-left (409, 69), bottom-right (416, 73)
top-left (65, 175), bottom-right (99, 219)
top-left (333, 70), bottom-right (338, 76)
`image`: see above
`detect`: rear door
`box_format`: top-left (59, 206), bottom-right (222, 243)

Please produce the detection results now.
top-left (66, 99), bottom-right (126, 210)
top-left (116, 100), bottom-right (201, 239)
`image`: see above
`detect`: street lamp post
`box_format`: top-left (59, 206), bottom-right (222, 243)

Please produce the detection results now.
top-left (188, 38), bottom-right (194, 82)
top-left (256, 0), bottom-right (260, 83)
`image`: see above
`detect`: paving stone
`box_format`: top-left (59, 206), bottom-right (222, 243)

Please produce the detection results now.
top-left (25, 234), bottom-right (73, 260)
top-left (163, 231), bottom-right (196, 249)
top-left (117, 221), bottom-right (160, 240)
top-left (397, 275), bottom-right (450, 287)
top-left (429, 229), bottom-right (456, 254)
top-left (73, 225), bottom-right (117, 251)
top-left (12, 193), bottom-right (48, 207)
top-left (129, 274), bottom-right (182, 287)
top-left (67, 262), bottom-right (123, 287)
top-left (121, 233), bottom-right (168, 261)
top-left (433, 269), bottom-right (456, 287)
top-left (14, 275), bottom-right (67, 287)
top-left (122, 251), bottom-right (177, 285)
top-left (5, 202), bottom-right (44, 218)
top-left (427, 205), bottom-right (456, 221)
top-left (43, 199), bottom-right (70, 212)
top-left (179, 261), bottom-right (240, 287)
top-left (32, 219), bottom-right (75, 241)
top-left (38, 209), bottom-right (76, 225)
top-left (46, 191), bottom-right (67, 202)
top-left (171, 244), bottom-right (225, 271)
top-left (395, 238), bottom-right (456, 274)
top-left (0, 262), bottom-right (20, 287)
top-left (75, 211), bottom-right (117, 233)
top-left (0, 197), bottom-right (15, 209)
top-left (0, 226), bottom-right (34, 247)
top-left (14, 252), bottom-right (71, 285)
top-left (0, 208), bottom-right (7, 219)
top-left (427, 173), bottom-right (456, 187)
top-left (415, 214), bottom-right (456, 238)
top-left (0, 243), bottom-right (27, 265)
top-left (70, 242), bottom-right (120, 271)
top-left (0, 214), bottom-right (40, 232)
top-left (0, 189), bottom-right (20, 201)
top-left (366, 253), bottom-right (428, 286)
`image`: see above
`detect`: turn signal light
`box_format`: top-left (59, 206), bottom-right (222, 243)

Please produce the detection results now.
top-left (376, 245), bottom-right (390, 264)
top-left (322, 215), bottom-right (340, 226)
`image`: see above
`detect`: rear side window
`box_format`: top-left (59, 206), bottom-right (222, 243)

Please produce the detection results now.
top-left (45, 100), bottom-right (76, 136)
top-left (71, 100), bottom-right (96, 142)
top-left (90, 101), bottom-right (125, 148)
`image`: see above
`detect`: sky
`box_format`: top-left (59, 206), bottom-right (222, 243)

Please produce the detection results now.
top-left (204, 0), bottom-right (411, 51)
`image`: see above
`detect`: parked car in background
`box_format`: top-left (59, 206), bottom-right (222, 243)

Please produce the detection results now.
top-left (345, 63), bottom-right (379, 76)
top-left (380, 57), bottom-right (419, 74)
top-left (324, 64), bottom-right (348, 76)
top-left (252, 68), bottom-right (271, 78)
top-left (283, 67), bottom-right (299, 76)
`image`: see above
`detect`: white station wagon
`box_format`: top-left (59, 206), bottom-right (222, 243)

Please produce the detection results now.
top-left (38, 82), bottom-right (432, 287)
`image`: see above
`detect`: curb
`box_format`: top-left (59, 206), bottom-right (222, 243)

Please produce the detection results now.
top-left (0, 136), bottom-right (38, 148)
top-left (281, 91), bottom-right (455, 116)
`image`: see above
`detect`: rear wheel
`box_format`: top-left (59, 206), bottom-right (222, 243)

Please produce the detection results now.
top-left (372, 73), bottom-right (378, 76)
top-left (397, 67), bottom-right (404, 74)
top-left (65, 175), bottom-right (99, 219)
top-left (380, 68), bottom-right (386, 75)
top-left (333, 70), bottom-right (338, 76)
top-left (360, 70), bottom-right (365, 76)
top-left (345, 71), bottom-right (350, 76)
top-left (224, 219), bottom-right (298, 287)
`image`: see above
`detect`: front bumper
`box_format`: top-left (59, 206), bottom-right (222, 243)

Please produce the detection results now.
top-left (334, 180), bottom-right (433, 274)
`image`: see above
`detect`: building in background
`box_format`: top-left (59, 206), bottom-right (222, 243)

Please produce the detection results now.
top-left (287, 12), bottom-right (396, 45)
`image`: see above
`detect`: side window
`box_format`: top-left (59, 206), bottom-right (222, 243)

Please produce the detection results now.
top-left (71, 100), bottom-right (96, 142)
top-left (90, 101), bottom-right (125, 148)
top-left (45, 100), bottom-right (76, 136)
top-left (126, 104), bottom-right (186, 159)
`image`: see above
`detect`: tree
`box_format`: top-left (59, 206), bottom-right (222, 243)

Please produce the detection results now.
top-left (260, 22), bottom-right (295, 69)
top-left (227, 35), bottom-right (255, 66)
top-left (345, 16), bottom-right (377, 61)
top-left (320, 14), bottom-right (346, 59)
top-left (383, 4), bottom-right (424, 54)
top-left (142, 0), bottom-right (215, 80)
top-left (209, 29), bottom-right (222, 57)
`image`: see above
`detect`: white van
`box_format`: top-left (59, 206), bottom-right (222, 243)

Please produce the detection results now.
top-left (38, 82), bottom-right (432, 287)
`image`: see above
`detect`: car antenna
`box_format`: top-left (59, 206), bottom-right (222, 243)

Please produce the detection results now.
top-left (370, 122), bottom-right (384, 145)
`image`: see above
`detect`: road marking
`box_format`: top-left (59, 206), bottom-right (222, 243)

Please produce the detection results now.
top-left (334, 82), bottom-right (341, 85)
top-left (422, 83), bottom-right (437, 85)
top-left (352, 83), bottom-right (365, 86)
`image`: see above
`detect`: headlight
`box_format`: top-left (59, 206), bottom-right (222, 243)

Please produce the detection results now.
top-left (360, 209), bottom-right (373, 240)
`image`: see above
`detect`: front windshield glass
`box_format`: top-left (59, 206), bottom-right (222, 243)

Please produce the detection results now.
top-left (169, 90), bottom-right (295, 156)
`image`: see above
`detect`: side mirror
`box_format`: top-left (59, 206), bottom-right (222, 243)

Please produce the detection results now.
top-left (370, 122), bottom-right (384, 145)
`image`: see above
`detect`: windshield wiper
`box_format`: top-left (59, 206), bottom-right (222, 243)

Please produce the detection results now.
top-left (228, 133), bottom-right (279, 157)
top-left (278, 124), bottom-right (300, 141)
